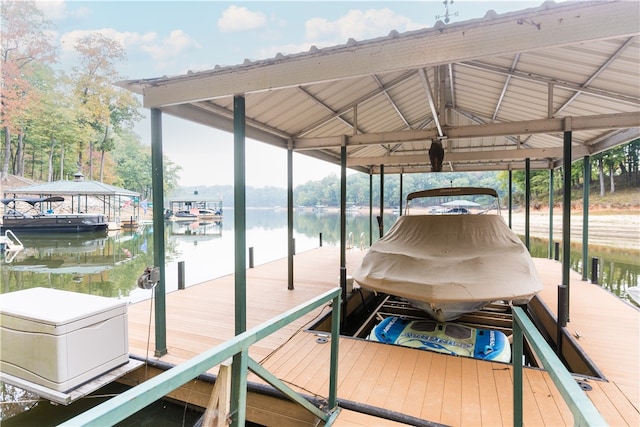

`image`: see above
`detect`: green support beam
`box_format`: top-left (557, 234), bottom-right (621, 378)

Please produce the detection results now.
top-left (582, 156), bottom-right (590, 281)
top-left (549, 169), bottom-right (554, 259)
top-left (150, 108), bottom-right (167, 357)
top-left (379, 165), bottom-right (384, 237)
top-left (508, 169), bottom-right (513, 229)
top-left (399, 172), bottom-right (403, 216)
top-left (369, 172), bottom-right (373, 246)
top-left (525, 158), bottom-right (531, 250)
top-left (562, 129), bottom-right (572, 321)
top-left (288, 144), bottom-right (294, 290)
top-left (340, 143), bottom-right (347, 329)
top-left (232, 95), bottom-right (247, 427)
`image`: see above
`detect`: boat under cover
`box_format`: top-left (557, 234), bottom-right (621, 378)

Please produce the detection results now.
top-left (1, 197), bottom-right (108, 233)
top-left (353, 214), bottom-right (542, 321)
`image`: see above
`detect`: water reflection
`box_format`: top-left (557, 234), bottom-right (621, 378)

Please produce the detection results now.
top-left (168, 220), bottom-right (222, 241)
top-left (1, 228), bottom-right (153, 300)
top-left (526, 236), bottom-right (639, 303)
top-left (1, 211), bottom-right (637, 305)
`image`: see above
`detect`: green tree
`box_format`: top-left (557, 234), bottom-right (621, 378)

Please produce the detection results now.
top-left (112, 129), bottom-right (180, 199)
top-left (20, 65), bottom-right (86, 181)
top-left (1, 0), bottom-right (56, 181)
top-left (71, 32), bottom-right (139, 181)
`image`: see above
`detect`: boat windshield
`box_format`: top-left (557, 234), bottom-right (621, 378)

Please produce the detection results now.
top-left (404, 187), bottom-right (501, 216)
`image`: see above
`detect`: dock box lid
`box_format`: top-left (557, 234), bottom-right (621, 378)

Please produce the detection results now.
top-left (0, 288), bottom-right (127, 335)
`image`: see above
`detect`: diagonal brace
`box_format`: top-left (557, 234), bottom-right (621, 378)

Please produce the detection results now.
top-left (247, 357), bottom-right (336, 422)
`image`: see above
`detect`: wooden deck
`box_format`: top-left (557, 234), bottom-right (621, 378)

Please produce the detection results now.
top-left (124, 247), bottom-right (640, 426)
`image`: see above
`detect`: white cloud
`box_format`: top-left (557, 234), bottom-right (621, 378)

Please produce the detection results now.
top-left (306, 8), bottom-right (426, 45)
top-left (59, 28), bottom-right (199, 69)
top-left (37, 0), bottom-right (90, 21)
top-left (218, 5), bottom-right (267, 32)
top-left (260, 8), bottom-right (428, 59)
top-left (139, 30), bottom-right (200, 62)
top-left (59, 28), bottom-right (153, 52)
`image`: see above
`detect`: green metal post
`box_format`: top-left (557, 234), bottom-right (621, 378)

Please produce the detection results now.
top-left (548, 169), bottom-right (554, 259)
top-left (369, 172), bottom-right (373, 246)
top-left (508, 169), bottom-right (513, 229)
top-left (525, 158), bottom-right (531, 250)
top-left (329, 292), bottom-right (341, 409)
top-left (399, 172), bottom-right (403, 216)
top-left (562, 129), bottom-right (572, 321)
top-left (288, 144), bottom-right (294, 290)
top-left (150, 108), bottom-right (167, 356)
top-left (379, 165), bottom-right (384, 236)
top-left (582, 156), bottom-right (590, 281)
top-left (232, 95), bottom-right (247, 427)
top-left (513, 315), bottom-right (523, 427)
top-left (340, 143), bottom-right (347, 329)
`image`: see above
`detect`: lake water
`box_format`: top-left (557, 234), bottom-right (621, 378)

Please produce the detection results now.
top-left (1, 209), bottom-right (638, 303)
top-left (1, 208), bottom-right (638, 423)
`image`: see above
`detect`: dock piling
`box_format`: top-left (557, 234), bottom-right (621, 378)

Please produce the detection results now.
top-left (591, 257), bottom-right (599, 284)
top-left (178, 261), bottom-right (185, 290)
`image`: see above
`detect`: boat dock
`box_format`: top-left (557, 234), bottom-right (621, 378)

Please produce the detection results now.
top-left (121, 246), bottom-right (639, 426)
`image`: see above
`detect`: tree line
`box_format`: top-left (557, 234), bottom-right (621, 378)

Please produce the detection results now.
top-left (176, 139), bottom-right (638, 208)
top-left (3, 2), bottom-right (637, 205)
top-left (0, 1), bottom-right (179, 198)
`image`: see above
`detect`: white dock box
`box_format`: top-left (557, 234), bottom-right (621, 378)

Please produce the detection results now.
top-left (1, 287), bottom-right (128, 392)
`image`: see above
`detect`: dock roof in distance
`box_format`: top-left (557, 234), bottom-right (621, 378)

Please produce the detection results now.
top-left (3, 180), bottom-right (140, 198)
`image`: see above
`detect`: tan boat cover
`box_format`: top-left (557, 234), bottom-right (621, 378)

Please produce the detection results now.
top-left (353, 214), bottom-right (542, 305)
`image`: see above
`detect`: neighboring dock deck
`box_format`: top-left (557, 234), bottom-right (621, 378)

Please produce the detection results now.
top-left (124, 247), bottom-right (639, 426)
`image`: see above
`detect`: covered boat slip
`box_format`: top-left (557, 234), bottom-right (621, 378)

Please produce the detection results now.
top-left (122, 247), bottom-right (639, 426)
top-left (108, 1), bottom-right (639, 424)
top-left (353, 213), bottom-right (542, 321)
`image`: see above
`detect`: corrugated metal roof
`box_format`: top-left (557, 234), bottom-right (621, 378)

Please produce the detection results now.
top-left (117, 0), bottom-right (640, 174)
top-left (4, 180), bottom-right (140, 197)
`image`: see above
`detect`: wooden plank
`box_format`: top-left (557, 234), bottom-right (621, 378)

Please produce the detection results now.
top-left (440, 356), bottom-right (463, 426)
top-left (589, 379), bottom-right (640, 426)
top-left (383, 347), bottom-right (419, 413)
top-left (526, 368), bottom-right (566, 426)
top-left (541, 369), bottom-right (574, 426)
top-left (336, 340), bottom-right (380, 400)
top-left (350, 343), bottom-right (393, 404)
top-left (400, 349), bottom-right (433, 417)
top-left (202, 360), bottom-right (232, 427)
top-left (459, 358), bottom-right (482, 426)
top-left (367, 344), bottom-right (405, 409)
top-left (476, 360), bottom-right (504, 426)
top-left (333, 409), bottom-right (409, 426)
top-left (492, 365), bottom-right (514, 425)
top-left (420, 351), bottom-right (447, 421)
top-left (301, 336), bottom-right (360, 395)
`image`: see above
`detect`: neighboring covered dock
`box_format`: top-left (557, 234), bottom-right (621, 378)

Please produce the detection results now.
top-left (1, 174), bottom-right (142, 230)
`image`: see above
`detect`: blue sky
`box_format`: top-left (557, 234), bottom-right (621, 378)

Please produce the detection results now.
top-left (39, 1), bottom-right (543, 188)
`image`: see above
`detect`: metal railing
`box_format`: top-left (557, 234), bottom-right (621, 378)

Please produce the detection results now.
top-left (512, 306), bottom-right (607, 426)
top-left (59, 287), bottom-right (342, 427)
